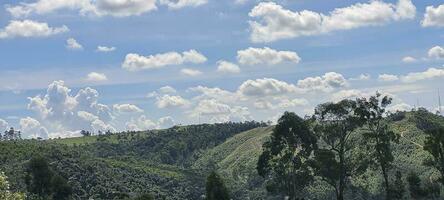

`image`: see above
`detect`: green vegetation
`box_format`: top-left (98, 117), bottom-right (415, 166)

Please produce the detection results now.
top-left (1, 98), bottom-right (444, 199)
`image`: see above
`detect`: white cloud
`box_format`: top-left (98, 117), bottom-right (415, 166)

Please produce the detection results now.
top-left (248, 0), bottom-right (415, 43)
top-left (6, 0), bottom-right (158, 18)
top-left (96, 45), bottom-right (116, 52)
top-left (158, 116), bottom-right (175, 128)
top-left (402, 56), bottom-right (417, 63)
top-left (156, 95), bottom-right (190, 108)
top-left (277, 98), bottom-right (309, 108)
top-left (113, 104), bottom-right (143, 113)
top-left (0, 119), bottom-right (9, 132)
top-left (378, 74), bottom-right (399, 81)
top-left (122, 49), bottom-right (206, 71)
top-left (387, 103), bottom-right (413, 112)
top-left (237, 47), bottom-right (300, 65)
top-left (238, 78), bottom-right (298, 97)
top-left (331, 89), bottom-right (366, 102)
top-left (159, 86), bottom-right (177, 94)
top-left (297, 72), bottom-right (348, 92)
top-left (0, 20), bottom-right (68, 39)
top-left (189, 86), bottom-right (240, 104)
top-left (217, 60), bottom-right (240, 73)
top-left (27, 81), bottom-right (115, 138)
top-left (422, 4), bottom-right (444, 27)
top-left (66, 38), bottom-right (83, 50)
top-left (181, 68), bottom-right (203, 76)
top-left (85, 72), bottom-right (108, 82)
top-left (190, 99), bottom-right (251, 123)
top-left (159, 0), bottom-right (207, 10)
top-left (401, 67), bottom-right (444, 82)
top-left (19, 117), bottom-right (49, 139)
top-left (350, 73), bottom-right (371, 81)
top-left (428, 46), bottom-right (444, 59)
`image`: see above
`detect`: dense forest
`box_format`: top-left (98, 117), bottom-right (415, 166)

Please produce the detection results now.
top-left (1, 94), bottom-right (444, 200)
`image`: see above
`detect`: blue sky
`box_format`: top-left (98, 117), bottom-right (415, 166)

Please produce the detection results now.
top-left (0, 0), bottom-right (443, 138)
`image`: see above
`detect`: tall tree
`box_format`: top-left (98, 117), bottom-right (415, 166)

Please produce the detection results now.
top-left (257, 112), bottom-right (317, 199)
top-left (312, 99), bottom-right (365, 200)
top-left (51, 174), bottom-right (72, 200)
top-left (423, 126), bottom-right (444, 185)
top-left (355, 93), bottom-right (398, 199)
top-left (25, 156), bottom-right (53, 198)
top-left (205, 171), bottom-right (230, 200)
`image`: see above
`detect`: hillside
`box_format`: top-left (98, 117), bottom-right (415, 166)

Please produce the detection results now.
top-left (1, 111), bottom-right (444, 199)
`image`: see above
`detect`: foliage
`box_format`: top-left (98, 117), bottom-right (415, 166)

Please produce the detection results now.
top-left (0, 171), bottom-right (25, 200)
top-left (257, 112), bottom-right (317, 199)
top-left (355, 93), bottom-right (399, 199)
top-left (205, 171), bottom-right (230, 200)
top-left (312, 99), bottom-right (365, 200)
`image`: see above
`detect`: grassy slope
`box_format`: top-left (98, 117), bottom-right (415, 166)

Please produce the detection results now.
top-left (193, 126), bottom-right (273, 199)
top-left (194, 112), bottom-right (444, 199)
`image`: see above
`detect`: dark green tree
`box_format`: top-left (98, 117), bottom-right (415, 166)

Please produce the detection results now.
top-left (407, 171), bottom-right (426, 199)
top-left (423, 126), bottom-right (444, 185)
top-left (257, 112), bottom-right (317, 199)
top-left (312, 99), bottom-right (365, 200)
top-left (355, 93), bottom-right (398, 199)
top-left (51, 174), bottom-right (72, 200)
top-left (205, 171), bottom-right (229, 200)
top-left (389, 171), bottom-right (404, 200)
top-left (25, 156), bottom-right (53, 198)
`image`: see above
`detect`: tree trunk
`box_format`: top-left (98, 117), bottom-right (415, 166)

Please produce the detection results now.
top-left (338, 147), bottom-right (345, 200)
top-left (381, 162), bottom-right (390, 200)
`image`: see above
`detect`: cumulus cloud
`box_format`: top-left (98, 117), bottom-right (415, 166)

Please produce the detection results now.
top-left (158, 86), bottom-right (177, 94)
top-left (6, 0), bottom-right (157, 18)
top-left (113, 104), bottom-right (143, 113)
top-left (126, 115), bottom-right (175, 131)
top-left (66, 38), bottom-right (83, 50)
top-left (181, 68), bottom-right (203, 76)
top-left (237, 47), bottom-right (300, 65)
top-left (96, 45), bottom-right (116, 52)
top-left (122, 49), bottom-right (207, 71)
top-left (401, 67), bottom-right (444, 82)
top-left (19, 117), bottom-right (49, 139)
top-left (0, 119), bottom-right (9, 132)
top-left (378, 74), bottom-right (399, 81)
top-left (217, 60), bottom-right (240, 73)
top-left (156, 95), bottom-right (190, 108)
top-left (27, 81), bottom-right (115, 138)
top-left (387, 103), bottom-right (413, 112)
top-left (190, 99), bottom-right (251, 123)
top-left (239, 78), bottom-right (298, 97)
top-left (0, 20), bottom-right (68, 39)
top-left (422, 4), bottom-right (444, 27)
top-left (428, 46), bottom-right (444, 59)
top-left (85, 72), bottom-right (108, 82)
top-left (297, 72), bottom-right (348, 92)
top-left (402, 56), bottom-right (417, 63)
top-left (248, 0), bottom-right (415, 43)
top-left (277, 98), bottom-right (309, 108)
top-left (159, 0), bottom-right (207, 10)
top-left (189, 86), bottom-right (240, 104)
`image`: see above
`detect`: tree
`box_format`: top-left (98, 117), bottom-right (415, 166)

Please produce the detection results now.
top-left (389, 171), bottom-right (404, 200)
top-left (0, 171), bottom-right (25, 200)
top-left (423, 126), bottom-right (444, 185)
top-left (407, 171), bottom-right (426, 199)
top-left (355, 93), bottom-right (398, 199)
top-left (25, 156), bottom-right (54, 198)
top-left (205, 171), bottom-right (230, 200)
top-left (51, 174), bottom-right (72, 200)
top-left (312, 100), bottom-right (365, 200)
top-left (257, 112), bottom-right (317, 199)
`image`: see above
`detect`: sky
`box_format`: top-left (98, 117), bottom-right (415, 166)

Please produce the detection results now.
top-left (0, 0), bottom-right (443, 139)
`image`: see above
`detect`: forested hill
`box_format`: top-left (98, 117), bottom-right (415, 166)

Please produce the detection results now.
top-left (0, 121), bottom-right (267, 199)
top-left (1, 110), bottom-right (444, 199)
